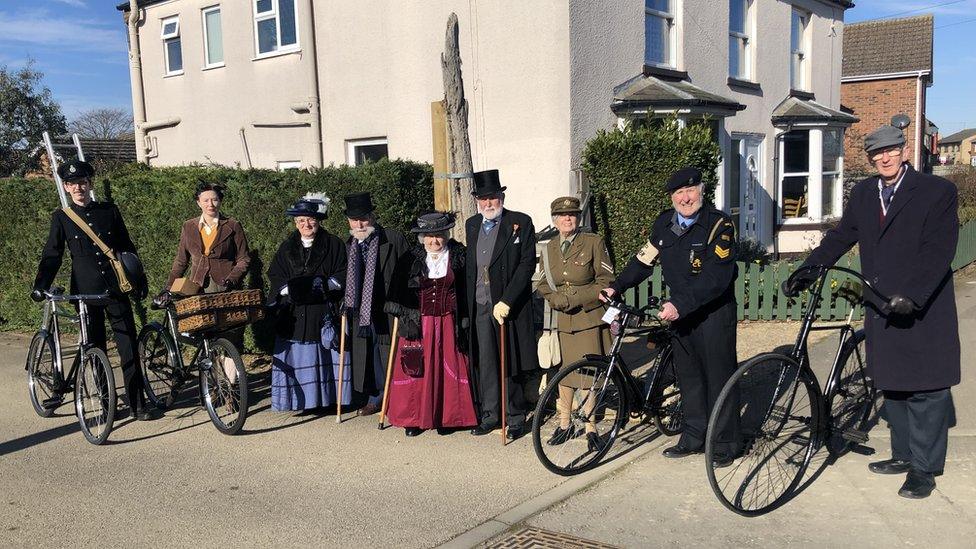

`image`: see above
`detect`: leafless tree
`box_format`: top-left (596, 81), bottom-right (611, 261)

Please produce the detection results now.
top-left (69, 107), bottom-right (134, 139)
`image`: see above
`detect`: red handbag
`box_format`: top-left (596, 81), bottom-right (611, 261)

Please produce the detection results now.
top-left (400, 340), bottom-right (424, 377)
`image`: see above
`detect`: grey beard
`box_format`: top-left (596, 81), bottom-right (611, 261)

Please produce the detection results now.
top-left (479, 206), bottom-right (504, 220)
top-left (349, 225), bottom-right (376, 242)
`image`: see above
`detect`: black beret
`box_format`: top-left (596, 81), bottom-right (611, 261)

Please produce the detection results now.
top-left (57, 159), bottom-right (95, 182)
top-left (665, 167), bottom-right (702, 193)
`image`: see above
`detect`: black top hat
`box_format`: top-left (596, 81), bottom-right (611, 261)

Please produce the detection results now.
top-left (665, 167), bottom-right (702, 193)
top-left (343, 192), bottom-right (375, 217)
top-left (410, 211), bottom-right (456, 234)
top-left (286, 197), bottom-right (329, 219)
top-left (58, 159), bottom-right (95, 182)
top-left (471, 169), bottom-right (506, 197)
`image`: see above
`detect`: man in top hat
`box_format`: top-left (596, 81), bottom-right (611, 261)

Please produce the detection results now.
top-left (464, 169), bottom-right (539, 440)
top-left (602, 166), bottom-right (740, 466)
top-left (342, 192), bottom-right (412, 415)
top-left (784, 124), bottom-right (960, 499)
top-left (32, 159), bottom-right (159, 420)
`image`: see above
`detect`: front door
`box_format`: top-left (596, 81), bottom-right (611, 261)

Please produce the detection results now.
top-left (739, 137), bottom-right (763, 242)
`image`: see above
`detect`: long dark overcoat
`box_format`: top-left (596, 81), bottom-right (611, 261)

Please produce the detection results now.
top-left (803, 165), bottom-right (960, 391)
top-left (465, 209), bottom-right (539, 376)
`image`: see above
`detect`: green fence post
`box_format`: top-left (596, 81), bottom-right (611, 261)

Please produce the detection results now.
top-left (736, 262), bottom-right (745, 321)
top-left (748, 263), bottom-right (759, 321)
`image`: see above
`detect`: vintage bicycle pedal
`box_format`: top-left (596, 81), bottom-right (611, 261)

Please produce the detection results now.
top-left (841, 428), bottom-right (869, 443)
top-left (41, 397), bottom-right (62, 408)
top-left (849, 443), bottom-right (876, 456)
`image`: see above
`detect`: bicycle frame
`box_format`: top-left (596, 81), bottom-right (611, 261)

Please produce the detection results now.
top-left (160, 304), bottom-right (215, 374)
top-left (40, 293), bottom-right (103, 388)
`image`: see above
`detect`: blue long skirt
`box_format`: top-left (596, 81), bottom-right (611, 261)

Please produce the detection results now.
top-left (271, 315), bottom-right (351, 411)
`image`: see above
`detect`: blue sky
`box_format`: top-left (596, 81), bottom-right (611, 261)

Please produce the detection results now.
top-left (1, 0), bottom-right (974, 134)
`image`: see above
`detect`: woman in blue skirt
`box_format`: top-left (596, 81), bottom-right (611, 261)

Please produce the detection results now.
top-left (267, 194), bottom-right (350, 411)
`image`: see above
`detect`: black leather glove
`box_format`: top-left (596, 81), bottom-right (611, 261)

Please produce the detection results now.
top-left (30, 289), bottom-right (45, 303)
top-left (781, 272), bottom-right (816, 298)
top-left (885, 295), bottom-right (917, 316)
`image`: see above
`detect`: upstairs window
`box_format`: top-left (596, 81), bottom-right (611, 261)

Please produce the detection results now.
top-left (203, 6), bottom-right (224, 68)
top-left (790, 9), bottom-right (809, 90)
top-left (161, 16), bottom-right (183, 76)
top-left (645, 0), bottom-right (676, 68)
top-left (254, 0), bottom-right (299, 56)
top-left (729, 0), bottom-right (753, 80)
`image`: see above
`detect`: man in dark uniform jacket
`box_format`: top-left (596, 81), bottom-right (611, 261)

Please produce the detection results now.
top-left (31, 160), bottom-right (158, 420)
top-left (464, 169), bottom-right (539, 440)
top-left (784, 124), bottom-right (960, 499)
top-left (603, 167), bottom-right (740, 466)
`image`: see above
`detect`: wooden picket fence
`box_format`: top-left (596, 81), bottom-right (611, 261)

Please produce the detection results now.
top-left (621, 218), bottom-right (976, 322)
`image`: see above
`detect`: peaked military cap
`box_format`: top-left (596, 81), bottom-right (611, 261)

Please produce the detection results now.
top-left (58, 159), bottom-right (95, 182)
top-left (665, 167), bottom-right (702, 193)
top-left (550, 196), bottom-right (581, 215)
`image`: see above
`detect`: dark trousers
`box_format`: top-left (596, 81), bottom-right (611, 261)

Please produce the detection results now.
top-left (474, 303), bottom-right (527, 428)
top-left (882, 388), bottom-right (954, 475)
top-left (85, 298), bottom-right (146, 412)
top-left (671, 301), bottom-right (740, 454)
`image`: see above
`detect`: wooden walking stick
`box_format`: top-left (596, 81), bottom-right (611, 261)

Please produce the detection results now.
top-left (499, 322), bottom-right (507, 446)
top-left (378, 316), bottom-right (400, 429)
top-left (336, 311), bottom-right (348, 424)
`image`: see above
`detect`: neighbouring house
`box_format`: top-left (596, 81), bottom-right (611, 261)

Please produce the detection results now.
top-left (118, 0), bottom-right (854, 254)
top-left (937, 129), bottom-right (976, 167)
top-left (841, 15), bottom-right (934, 176)
top-left (26, 137), bottom-right (138, 180)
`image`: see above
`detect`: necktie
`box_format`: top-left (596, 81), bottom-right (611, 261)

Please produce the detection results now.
top-left (560, 240), bottom-right (570, 255)
top-left (881, 185), bottom-right (896, 210)
top-left (680, 221), bottom-right (689, 230)
top-left (483, 219), bottom-right (498, 234)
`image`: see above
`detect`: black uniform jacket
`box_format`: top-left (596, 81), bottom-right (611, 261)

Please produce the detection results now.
top-left (801, 165), bottom-right (960, 391)
top-left (34, 201), bottom-right (138, 295)
top-left (464, 209), bottom-right (539, 376)
top-left (613, 205), bottom-right (738, 322)
top-left (268, 229), bottom-right (347, 342)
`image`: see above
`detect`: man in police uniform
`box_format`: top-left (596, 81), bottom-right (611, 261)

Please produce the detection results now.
top-left (602, 167), bottom-right (740, 466)
top-left (31, 160), bottom-right (158, 421)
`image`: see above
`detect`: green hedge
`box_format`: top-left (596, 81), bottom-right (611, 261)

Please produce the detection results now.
top-left (0, 160), bottom-right (433, 352)
top-left (581, 117), bottom-right (721, 265)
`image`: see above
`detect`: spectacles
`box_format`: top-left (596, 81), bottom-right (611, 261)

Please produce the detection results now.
top-left (295, 218), bottom-right (319, 226)
top-left (63, 180), bottom-right (90, 188)
top-left (870, 148), bottom-right (903, 161)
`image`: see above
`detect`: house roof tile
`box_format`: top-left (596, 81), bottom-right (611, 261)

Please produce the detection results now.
top-left (842, 15), bottom-right (933, 78)
top-left (939, 129), bottom-right (976, 145)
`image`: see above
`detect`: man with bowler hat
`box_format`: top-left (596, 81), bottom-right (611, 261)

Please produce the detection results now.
top-left (464, 169), bottom-right (539, 440)
top-left (602, 167), bottom-right (740, 466)
top-left (784, 123), bottom-right (960, 499)
top-left (32, 159), bottom-right (158, 421)
top-left (342, 192), bottom-right (412, 415)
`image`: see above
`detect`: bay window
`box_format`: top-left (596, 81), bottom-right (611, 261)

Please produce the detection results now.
top-left (779, 127), bottom-right (846, 223)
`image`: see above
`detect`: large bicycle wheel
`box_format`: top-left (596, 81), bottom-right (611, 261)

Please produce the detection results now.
top-left (532, 359), bottom-right (629, 476)
top-left (137, 323), bottom-right (181, 409)
top-left (26, 331), bottom-right (62, 417)
top-left (647, 349), bottom-right (682, 437)
top-left (74, 347), bottom-right (117, 445)
top-left (200, 338), bottom-right (249, 435)
top-left (825, 330), bottom-right (877, 456)
top-left (705, 353), bottom-right (822, 516)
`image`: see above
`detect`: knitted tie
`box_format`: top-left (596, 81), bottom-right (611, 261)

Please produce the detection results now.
top-left (881, 185), bottom-right (896, 210)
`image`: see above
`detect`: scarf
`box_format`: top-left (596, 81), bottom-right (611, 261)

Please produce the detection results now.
top-left (344, 232), bottom-right (380, 335)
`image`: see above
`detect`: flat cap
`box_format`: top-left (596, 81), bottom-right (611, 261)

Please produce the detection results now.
top-left (550, 196), bottom-right (581, 215)
top-left (665, 167), bottom-right (702, 193)
top-left (57, 159), bottom-right (95, 182)
top-left (863, 125), bottom-right (905, 154)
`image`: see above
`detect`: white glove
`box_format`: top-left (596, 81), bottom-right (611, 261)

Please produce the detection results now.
top-left (493, 302), bottom-right (510, 325)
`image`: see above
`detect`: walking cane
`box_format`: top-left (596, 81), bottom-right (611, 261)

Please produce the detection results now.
top-left (378, 316), bottom-right (399, 429)
top-left (499, 322), bottom-right (507, 446)
top-left (336, 311), bottom-right (348, 424)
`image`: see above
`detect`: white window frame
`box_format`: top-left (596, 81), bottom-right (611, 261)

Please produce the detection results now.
top-left (161, 16), bottom-right (183, 77)
top-left (728, 0), bottom-right (754, 81)
top-left (790, 9), bottom-right (810, 91)
top-left (645, 1), bottom-right (677, 69)
top-left (821, 127), bottom-right (844, 220)
top-left (253, 0), bottom-right (300, 59)
top-left (778, 126), bottom-right (846, 224)
top-left (202, 5), bottom-right (224, 69)
top-left (346, 137), bottom-right (389, 166)
top-left (277, 160), bottom-right (302, 171)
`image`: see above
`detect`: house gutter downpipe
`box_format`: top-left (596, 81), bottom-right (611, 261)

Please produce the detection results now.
top-left (127, 0), bottom-right (149, 164)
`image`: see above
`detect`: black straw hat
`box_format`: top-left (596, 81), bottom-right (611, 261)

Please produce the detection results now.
top-left (471, 169), bottom-right (506, 197)
top-left (410, 212), bottom-right (456, 234)
top-left (343, 192), bottom-right (376, 217)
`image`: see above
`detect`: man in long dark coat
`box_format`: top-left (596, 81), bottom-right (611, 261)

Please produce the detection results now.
top-left (342, 192), bottom-right (412, 415)
top-left (465, 169), bottom-right (539, 440)
top-left (785, 124), bottom-right (960, 499)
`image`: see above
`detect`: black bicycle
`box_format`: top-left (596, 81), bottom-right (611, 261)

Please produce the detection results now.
top-left (531, 295), bottom-right (683, 475)
top-left (25, 288), bottom-right (117, 445)
top-left (136, 293), bottom-right (249, 435)
top-left (704, 265), bottom-right (882, 516)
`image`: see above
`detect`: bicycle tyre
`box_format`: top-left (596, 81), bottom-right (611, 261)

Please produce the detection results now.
top-left (825, 330), bottom-right (876, 456)
top-left (27, 331), bottom-right (61, 417)
top-left (137, 323), bottom-right (181, 409)
top-left (647, 348), bottom-right (683, 437)
top-left (705, 352), bottom-right (822, 516)
top-left (199, 338), bottom-right (249, 435)
top-left (531, 359), bottom-right (629, 476)
top-left (74, 347), bottom-right (117, 445)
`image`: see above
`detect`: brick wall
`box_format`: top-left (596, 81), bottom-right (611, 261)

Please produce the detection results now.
top-left (841, 77), bottom-right (920, 174)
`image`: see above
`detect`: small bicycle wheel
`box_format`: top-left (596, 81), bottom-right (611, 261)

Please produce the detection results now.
top-left (647, 349), bottom-right (683, 436)
top-left (531, 359), bottom-right (628, 476)
top-left (137, 323), bottom-right (181, 409)
top-left (74, 347), bottom-right (117, 445)
top-left (826, 330), bottom-right (877, 456)
top-left (705, 353), bottom-right (821, 516)
top-left (27, 331), bottom-right (62, 417)
top-left (199, 338), bottom-right (249, 435)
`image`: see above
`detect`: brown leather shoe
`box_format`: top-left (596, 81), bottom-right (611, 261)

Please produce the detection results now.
top-left (357, 403), bottom-right (381, 416)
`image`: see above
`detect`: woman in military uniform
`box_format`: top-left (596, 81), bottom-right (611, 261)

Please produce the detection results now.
top-left (536, 197), bottom-right (615, 448)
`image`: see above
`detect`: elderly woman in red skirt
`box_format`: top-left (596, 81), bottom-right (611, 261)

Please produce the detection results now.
top-left (384, 212), bottom-right (478, 436)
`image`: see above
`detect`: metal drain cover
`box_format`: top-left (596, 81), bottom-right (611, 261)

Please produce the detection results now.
top-left (485, 526), bottom-right (618, 549)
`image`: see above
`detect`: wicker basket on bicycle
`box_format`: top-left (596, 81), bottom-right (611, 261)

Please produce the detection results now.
top-left (174, 289), bottom-right (265, 333)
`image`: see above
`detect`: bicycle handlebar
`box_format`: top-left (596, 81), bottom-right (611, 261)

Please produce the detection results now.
top-left (43, 289), bottom-right (111, 303)
top-left (599, 290), bottom-right (662, 318)
top-left (787, 264), bottom-right (892, 303)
